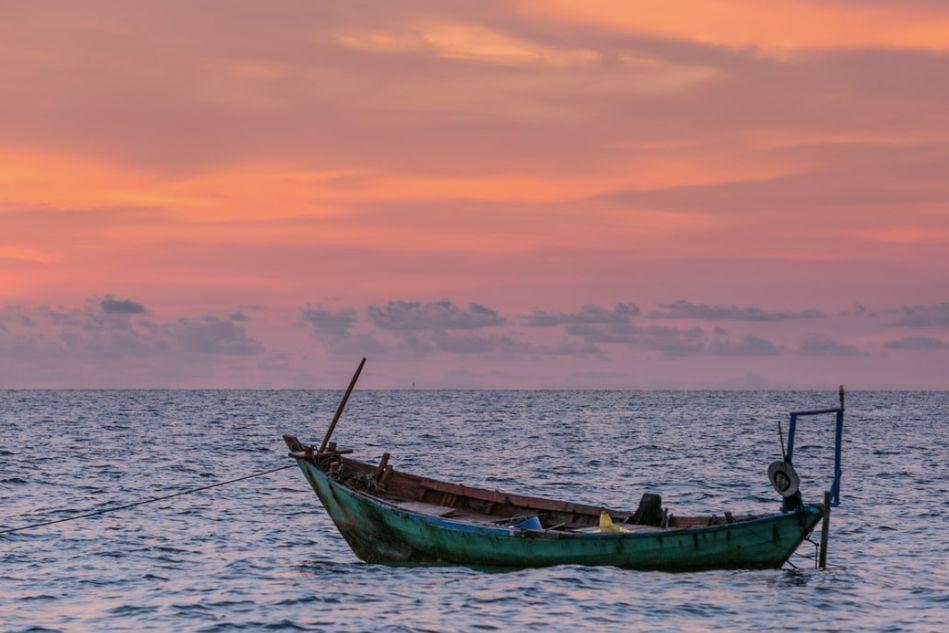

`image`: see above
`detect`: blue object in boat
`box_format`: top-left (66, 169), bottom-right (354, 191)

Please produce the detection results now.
top-left (513, 516), bottom-right (543, 531)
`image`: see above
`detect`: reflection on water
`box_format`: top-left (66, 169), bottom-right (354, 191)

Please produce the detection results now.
top-left (1, 390), bottom-right (947, 630)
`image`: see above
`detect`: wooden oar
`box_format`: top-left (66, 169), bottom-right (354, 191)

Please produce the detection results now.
top-left (319, 357), bottom-right (366, 454)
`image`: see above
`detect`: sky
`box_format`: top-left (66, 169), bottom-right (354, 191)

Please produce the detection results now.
top-left (1, 0), bottom-right (947, 389)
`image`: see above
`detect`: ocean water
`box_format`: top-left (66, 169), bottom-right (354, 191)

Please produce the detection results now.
top-left (0, 390), bottom-right (946, 632)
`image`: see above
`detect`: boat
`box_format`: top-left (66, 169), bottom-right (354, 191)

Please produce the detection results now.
top-left (283, 360), bottom-right (844, 571)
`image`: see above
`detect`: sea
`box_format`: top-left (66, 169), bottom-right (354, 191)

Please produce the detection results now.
top-left (1, 390), bottom-right (946, 631)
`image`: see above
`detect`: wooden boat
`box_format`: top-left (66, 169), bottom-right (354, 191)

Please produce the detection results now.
top-left (283, 360), bottom-right (842, 571)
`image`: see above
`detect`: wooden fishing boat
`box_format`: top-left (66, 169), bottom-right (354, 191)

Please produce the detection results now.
top-left (283, 360), bottom-right (844, 571)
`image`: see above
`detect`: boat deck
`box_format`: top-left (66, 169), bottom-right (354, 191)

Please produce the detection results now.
top-left (392, 499), bottom-right (499, 523)
top-left (285, 439), bottom-right (763, 532)
top-left (388, 498), bottom-right (672, 533)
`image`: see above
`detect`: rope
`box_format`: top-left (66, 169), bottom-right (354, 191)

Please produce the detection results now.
top-left (0, 464), bottom-right (294, 536)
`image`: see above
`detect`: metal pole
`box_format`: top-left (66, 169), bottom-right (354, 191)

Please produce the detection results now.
top-left (778, 418), bottom-right (787, 462)
top-left (319, 357), bottom-right (366, 454)
top-left (832, 409), bottom-right (844, 506)
top-left (786, 413), bottom-right (798, 463)
top-left (818, 490), bottom-right (831, 569)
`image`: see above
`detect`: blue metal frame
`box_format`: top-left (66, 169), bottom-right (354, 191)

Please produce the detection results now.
top-left (784, 393), bottom-right (845, 507)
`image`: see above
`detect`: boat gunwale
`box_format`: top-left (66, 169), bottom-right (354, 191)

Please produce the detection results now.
top-left (296, 457), bottom-right (822, 542)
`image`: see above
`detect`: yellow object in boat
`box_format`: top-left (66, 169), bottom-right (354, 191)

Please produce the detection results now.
top-left (598, 512), bottom-right (630, 533)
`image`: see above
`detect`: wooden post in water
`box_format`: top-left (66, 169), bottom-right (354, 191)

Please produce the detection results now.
top-left (319, 357), bottom-right (366, 454)
top-left (818, 490), bottom-right (831, 569)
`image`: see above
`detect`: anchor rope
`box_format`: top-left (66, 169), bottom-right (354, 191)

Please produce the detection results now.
top-left (0, 464), bottom-right (294, 536)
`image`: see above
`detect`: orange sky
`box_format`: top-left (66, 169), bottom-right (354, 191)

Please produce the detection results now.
top-left (1, 1), bottom-right (947, 388)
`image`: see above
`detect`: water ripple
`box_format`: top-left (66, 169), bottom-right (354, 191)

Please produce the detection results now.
top-left (0, 390), bottom-right (946, 631)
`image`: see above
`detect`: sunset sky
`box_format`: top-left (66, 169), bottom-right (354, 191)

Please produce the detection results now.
top-left (1, 1), bottom-right (947, 388)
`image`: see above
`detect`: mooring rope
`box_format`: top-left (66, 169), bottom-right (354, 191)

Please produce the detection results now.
top-left (0, 464), bottom-right (294, 536)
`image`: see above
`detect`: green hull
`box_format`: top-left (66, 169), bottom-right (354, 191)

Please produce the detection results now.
top-left (296, 460), bottom-right (822, 571)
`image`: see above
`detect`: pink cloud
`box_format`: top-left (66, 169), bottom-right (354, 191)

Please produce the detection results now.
top-left (1, 2), bottom-right (947, 387)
